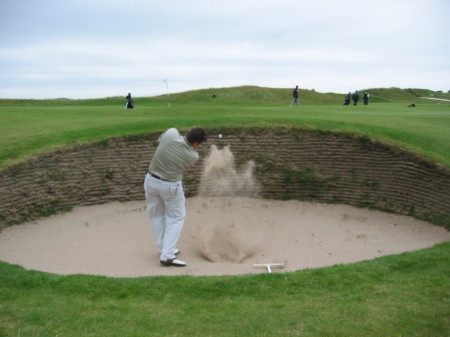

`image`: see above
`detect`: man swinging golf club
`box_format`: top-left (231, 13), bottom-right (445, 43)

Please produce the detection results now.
top-left (144, 127), bottom-right (207, 267)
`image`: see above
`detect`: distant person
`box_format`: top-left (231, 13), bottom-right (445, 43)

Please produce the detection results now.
top-left (352, 91), bottom-right (359, 106)
top-left (144, 127), bottom-right (208, 267)
top-left (343, 92), bottom-right (351, 105)
top-left (125, 93), bottom-right (135, 109)
top-left (363, 91), bottom-right (370, 105)
top-left (290, 85), bottom-right (300, 107)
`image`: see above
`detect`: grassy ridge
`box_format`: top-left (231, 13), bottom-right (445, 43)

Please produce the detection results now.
top-left (156, 86), bottom-right (450, 104)
top-left (1, 85), bottom-right (448, 106)
top-left (363, 87), bottom-right (450, 103)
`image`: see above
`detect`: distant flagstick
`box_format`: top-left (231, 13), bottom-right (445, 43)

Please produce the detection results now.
top-left (163, 79), bottom-right (170, 108)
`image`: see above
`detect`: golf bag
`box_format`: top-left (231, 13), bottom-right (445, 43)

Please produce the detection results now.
top-left (125, 100), bottom-right (135, 109)
top-left (343, 94), bottom-right (351, 105)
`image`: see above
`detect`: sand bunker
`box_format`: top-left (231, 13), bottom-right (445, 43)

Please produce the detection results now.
top-left (0, 197), bottom-right (449, 277)
top-left (1, 144), bottom-right (449, 277)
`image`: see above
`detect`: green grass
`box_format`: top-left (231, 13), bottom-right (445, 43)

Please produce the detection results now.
top-left (1, 86), bottom-right (449, 336)
top-left (1, 242), bottom-right (449, 337)
top-left (1, 91), bottom-right (449, 169)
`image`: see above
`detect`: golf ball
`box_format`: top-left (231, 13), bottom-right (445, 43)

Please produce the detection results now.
top-left (218, 133), bottom-right (223, 138)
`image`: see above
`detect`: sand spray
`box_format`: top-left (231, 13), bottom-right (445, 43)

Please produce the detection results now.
top-left (193, 144), bottom-right (261, 263)
top-left (198, 145), bottom-right (260, 197)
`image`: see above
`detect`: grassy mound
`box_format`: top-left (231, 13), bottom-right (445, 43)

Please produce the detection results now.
top-left (1, 86), bottom-right (448, 106)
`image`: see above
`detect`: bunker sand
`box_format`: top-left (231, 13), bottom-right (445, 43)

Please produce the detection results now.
top-left (0, 197), bottom-right (449, 277)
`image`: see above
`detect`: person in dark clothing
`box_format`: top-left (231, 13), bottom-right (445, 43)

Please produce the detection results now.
top-left (125, 93), bottom-right (135, 109)
top-left (290, 85), bottom-right (300, 107)
top-left (363, 91), bottom-right (369, 105)
top-left (352, 91), bottom-right (359, 106)
top-left (343, 92), bottom-right (351, 105)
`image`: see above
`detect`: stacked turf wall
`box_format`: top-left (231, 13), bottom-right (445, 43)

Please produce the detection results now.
top-left (0, 128), bottom-right (449, 229)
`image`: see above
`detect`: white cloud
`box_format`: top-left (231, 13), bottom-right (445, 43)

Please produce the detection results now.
top-left (0, 0), bottom-right (448, 98)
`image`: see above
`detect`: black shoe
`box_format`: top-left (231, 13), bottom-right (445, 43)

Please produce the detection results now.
top-left (160, 259), bottom-right (187, 267)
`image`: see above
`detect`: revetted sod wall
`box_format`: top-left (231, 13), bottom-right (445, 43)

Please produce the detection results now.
top-left (0, 128), bottom-right (449, 229)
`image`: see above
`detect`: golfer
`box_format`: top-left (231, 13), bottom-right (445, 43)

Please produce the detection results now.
top-left (144, 127), bottom-right (207, 267)
top-left (363, 91), bottom-right (370, 105)
top-left (125, 93), bottom-right (135, 109)
top-left (352, 90), bottom-right (359, 106)
top-left (290, 85), bottom-right (300, 107)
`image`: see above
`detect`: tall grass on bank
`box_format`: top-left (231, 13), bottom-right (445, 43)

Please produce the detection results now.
top-left (1, 242), bottom-right (449, 337)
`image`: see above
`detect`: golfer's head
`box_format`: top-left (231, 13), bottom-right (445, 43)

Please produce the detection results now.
top-left (186, 128), bottom-right (207, 148)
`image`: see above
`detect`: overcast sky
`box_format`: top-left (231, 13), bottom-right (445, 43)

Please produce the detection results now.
top-left (0, 0), bottom-right (448, 99)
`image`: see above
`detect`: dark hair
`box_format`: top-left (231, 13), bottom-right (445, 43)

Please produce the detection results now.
top-left (186, 128), bottom-right (208, 144)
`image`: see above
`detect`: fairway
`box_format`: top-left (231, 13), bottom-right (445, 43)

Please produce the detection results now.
top-left (1, 99), bottom-right (449, 169)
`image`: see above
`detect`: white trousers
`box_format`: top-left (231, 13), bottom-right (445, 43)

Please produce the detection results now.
top-left (144, 173), bottom-right (186, 261)
top-left (290, 97), bottom-right (300, 106)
